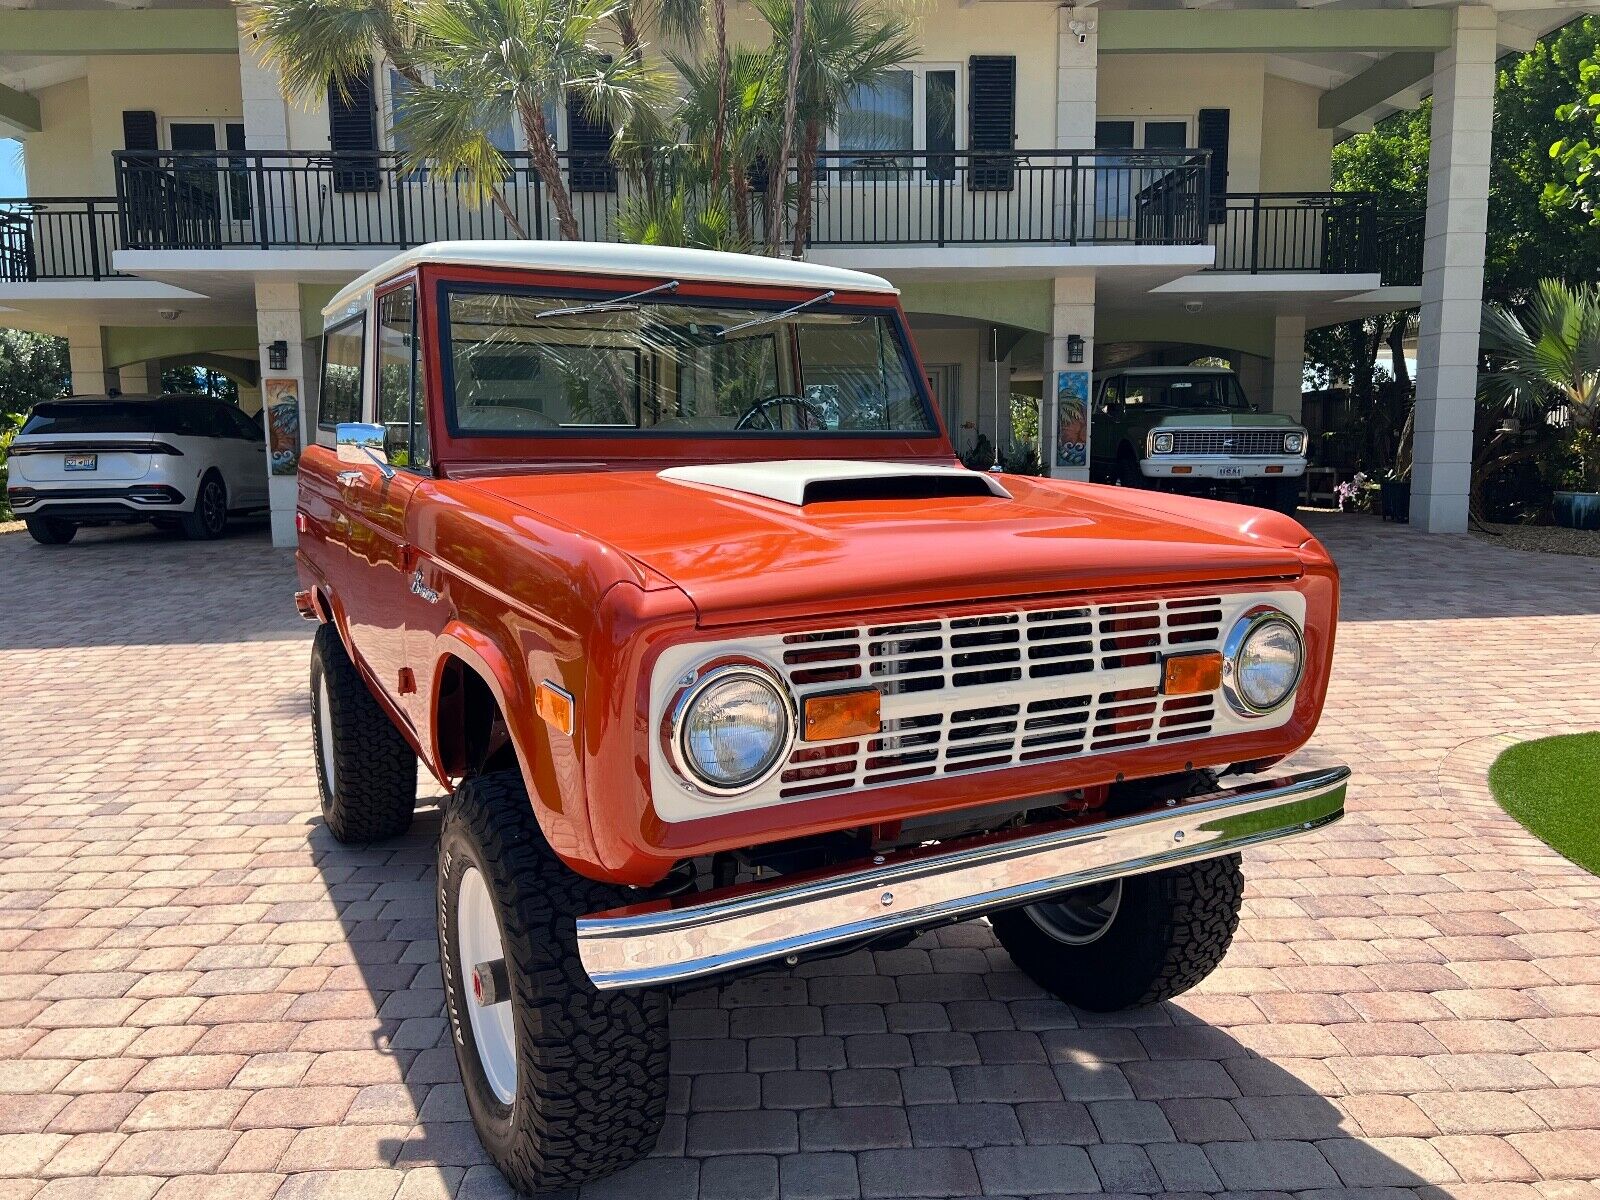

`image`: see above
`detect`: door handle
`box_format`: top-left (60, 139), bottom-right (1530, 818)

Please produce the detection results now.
top-left (336, 470), bottom-right (362, 487)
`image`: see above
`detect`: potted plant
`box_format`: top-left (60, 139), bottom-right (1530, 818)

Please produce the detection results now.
top-left (1480, 280), bottom-right (1600, 530)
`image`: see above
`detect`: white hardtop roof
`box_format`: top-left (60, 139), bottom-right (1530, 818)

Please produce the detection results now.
top-left (323, 241), bottom-right (897, 320)
top-left (1100, 365), bottom-right (1236, 377)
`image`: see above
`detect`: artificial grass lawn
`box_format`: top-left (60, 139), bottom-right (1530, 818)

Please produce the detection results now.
top-left (1488, 733), bottom-right (1600, 875)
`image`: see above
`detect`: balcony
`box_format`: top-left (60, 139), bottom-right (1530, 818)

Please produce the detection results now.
top-left (0, 198), bottom-right (126, 281)
top-left (0, 154), bottom-right (1424, 288)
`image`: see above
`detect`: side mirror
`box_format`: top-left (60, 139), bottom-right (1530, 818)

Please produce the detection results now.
top-left (336, 422), bottom-right (396, 478)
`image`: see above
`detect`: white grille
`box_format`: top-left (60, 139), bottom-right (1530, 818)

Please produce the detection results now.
top-left (1169, 429), bottom-right (1290, 456)
top-left (649, 589), bottom-right (1306, 823)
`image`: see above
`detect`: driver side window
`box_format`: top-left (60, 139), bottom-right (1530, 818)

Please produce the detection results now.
top-left (378, 285), bottom-right (430, 470)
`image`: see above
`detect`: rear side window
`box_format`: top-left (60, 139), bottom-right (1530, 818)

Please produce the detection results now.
top-left (22, 400), bottom-right (208, 436)
top-left (320, 316), bottom-right (366, 429)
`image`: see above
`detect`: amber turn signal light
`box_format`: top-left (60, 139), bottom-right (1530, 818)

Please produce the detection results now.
top-left (1161, 651), bottom-right (1224, 696)
top-left (535, 680), bottom-right (575, 736)
top-left (803, 688), bottom-right (882, 741)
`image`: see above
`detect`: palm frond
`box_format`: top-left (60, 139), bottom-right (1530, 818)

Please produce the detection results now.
top-left (240, 0), bottom-right (409, 103)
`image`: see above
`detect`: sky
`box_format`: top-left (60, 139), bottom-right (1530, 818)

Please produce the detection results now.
top-left (1, 139), bottom-right (22, 195)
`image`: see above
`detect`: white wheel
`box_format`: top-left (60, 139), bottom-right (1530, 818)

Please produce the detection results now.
top-left (456, 865), bottom-right (517, 1105)
top-left (316, 674), bottom-right (335, 794)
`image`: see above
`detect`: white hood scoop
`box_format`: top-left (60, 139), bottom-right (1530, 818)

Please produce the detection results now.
top-left (659, 460), bottom-right (1011, 506)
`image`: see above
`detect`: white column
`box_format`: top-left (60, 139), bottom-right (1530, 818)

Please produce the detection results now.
top-left (238, 17), bottom-right (298, 244)
top-left (1412, 6), bottom-right (1496, 532)
top-left (1056, 6), bottom-right (1098, 151)
top-left (119, 360), bottom-right (162, 396)
top-left (1268, 313), bottom-right (1306, 421)
top-left (65, 325), bottom-right (116, 396)
top-left (1045, 274), bottom-right (1095, 481)
top-left (255, 278), bottom-right (309, 548)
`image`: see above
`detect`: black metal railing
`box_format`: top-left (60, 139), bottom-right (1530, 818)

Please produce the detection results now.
top-left (0, 197), bottom-right (126, 281)
top-left (111, 148), bottom-right (1212, 252)
top-left (1209, 192), bottom-right (1424, 285)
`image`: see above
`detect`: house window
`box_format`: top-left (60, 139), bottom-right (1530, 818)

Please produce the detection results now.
top-left (386, 69), bottom-right (526, 169)
top-left (164, 119), bottom-right (251, 223)
top-left (1095, 117), bottom-right (1192, 225)
top-left (834, 65), bottom-right (961, 179)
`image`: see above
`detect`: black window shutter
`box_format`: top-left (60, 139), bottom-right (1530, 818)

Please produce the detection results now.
top-left (1197, 108), bottom-right (1230, 223)
top-left (122, 110), bottom-right (159, 152)
top-left (566, 93), bottom-right (616, 194)
top-left (328, 68), bottom-right (379, 193)
top-left (968, 56), bottom-right (1016, 192)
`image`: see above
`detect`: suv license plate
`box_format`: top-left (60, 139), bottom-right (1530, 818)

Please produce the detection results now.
top-left (64, 453), bottom-right (98, 472)
top-left (1216, 465), bottom-right (1244, 478)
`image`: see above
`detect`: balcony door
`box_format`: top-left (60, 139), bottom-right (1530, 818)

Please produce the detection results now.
top-left (1094, 118), bottom-right (1188, 237)
top-left (164, 120), bottom-right (250, 247)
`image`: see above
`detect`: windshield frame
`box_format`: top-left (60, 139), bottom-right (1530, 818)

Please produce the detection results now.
top-left (433, 276), bottom-right (944, 446)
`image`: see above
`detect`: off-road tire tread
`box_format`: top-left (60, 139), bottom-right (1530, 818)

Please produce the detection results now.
top-left (991, 854), bottom-right (1244, 1012)
top-left (441, 770), bottom-right (668, 1192)
top-left (310, 623), bottom-right (416, 843)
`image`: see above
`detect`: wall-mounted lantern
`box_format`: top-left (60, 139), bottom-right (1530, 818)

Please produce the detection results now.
top-left (267, 340), bottom-right (289, 371)
top-left (1067, 334), bottom-right (1085, 364)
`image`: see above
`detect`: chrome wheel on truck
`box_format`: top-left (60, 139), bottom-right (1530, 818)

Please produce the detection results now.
top-left (438, 769), bottom-right (668, 1194)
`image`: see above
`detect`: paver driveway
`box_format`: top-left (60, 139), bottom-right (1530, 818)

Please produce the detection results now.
top-left (1, 516), bottom-right (1598, 1200)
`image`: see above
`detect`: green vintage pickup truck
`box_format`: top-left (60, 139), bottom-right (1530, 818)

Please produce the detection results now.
top-left (1089, 366), bottom-right (1306, 515)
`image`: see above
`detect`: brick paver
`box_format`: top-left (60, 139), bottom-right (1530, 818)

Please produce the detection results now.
top-left (2, 515), bottom-right (1598, 1200)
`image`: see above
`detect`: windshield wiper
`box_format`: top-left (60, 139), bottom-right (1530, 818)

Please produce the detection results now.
top-left (536, 279), bottom-right (680, 319)
top-left (716, 289), bottom-right (836, 337)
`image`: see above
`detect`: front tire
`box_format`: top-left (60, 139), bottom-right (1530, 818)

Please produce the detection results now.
top-left (990, 855), bottom-right (1244, 1011)
top-left (1116, 451), bottom-right (1145, 489)
top-left (440, 770), bottom-right (668, 1194)
top-left (25, 516), bottom-right (77, 545)
top-left (180, 472), bottom-right (229, 540)
top-left (309, 623), bottom-right (417, 843)
top-left (1259, 476), bottom-right (1303, 516)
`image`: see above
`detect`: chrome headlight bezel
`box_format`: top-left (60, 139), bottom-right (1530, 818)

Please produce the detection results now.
top-left (1151, 431), bottom-right (1175, 454)
top-left (665, 660), bottom-right (796, 796)
top-left (1284, 431), bottom-right (1306, 455)
top-left (1221, 606), bottom-right (1305, 717)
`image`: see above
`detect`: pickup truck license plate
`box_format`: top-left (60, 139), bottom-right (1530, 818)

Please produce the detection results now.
top-left (1216, 465), bottom-right (1244, 478)
top-left (64, 453), bottom-right (98, 472)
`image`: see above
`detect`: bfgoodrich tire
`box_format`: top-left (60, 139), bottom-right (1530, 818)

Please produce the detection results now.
top-left (990, 855), bottom-right (1245, 1011)
top-left (439, 770), bottom-right (669, 1194)
top-left (24, 516), bottom-right (77, 545)
top-left (309, 622), bottom-right (417, 843)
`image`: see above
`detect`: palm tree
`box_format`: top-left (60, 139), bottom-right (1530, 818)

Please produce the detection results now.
top-left (765, 0), bottom-right (806, 255)
top-left (401, 0), bottom-right (670, 241)
top-left (1479, 278), bottom-right (1600, 498)
top-left (752, 0), bottom-right (916, 256)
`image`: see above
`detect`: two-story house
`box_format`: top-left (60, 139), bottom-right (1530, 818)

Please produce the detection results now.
top-left (0, 0), bottom-right (1579, 544)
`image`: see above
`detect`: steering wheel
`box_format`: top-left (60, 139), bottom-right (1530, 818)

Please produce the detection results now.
top-left (735, 394), bottom-right (830, 432)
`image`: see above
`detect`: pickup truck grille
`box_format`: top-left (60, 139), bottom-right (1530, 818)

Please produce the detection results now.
top-left (649, 588), bottom-right (1308, 823)
top-left (774, 597), bottom-right (1226, 800)
top-left (1168, 429), bottom-right (1289, 456)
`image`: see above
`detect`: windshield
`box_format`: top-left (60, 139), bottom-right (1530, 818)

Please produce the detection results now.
top-left (1121, 373), bottom-right (1248, 410)
top-left (441, 287), bottom-right (937, 437)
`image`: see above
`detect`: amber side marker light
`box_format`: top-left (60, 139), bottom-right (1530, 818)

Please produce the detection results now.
top-left (1162, 651), bottom-right (1224, 696)
top-left (803, 688), bottom-right (882, 741)
top-left (535, 681), bottom-right (575, 736)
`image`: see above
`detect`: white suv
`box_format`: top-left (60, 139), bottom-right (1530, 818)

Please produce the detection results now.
top-left (7, 395), bottom-right (270, 545)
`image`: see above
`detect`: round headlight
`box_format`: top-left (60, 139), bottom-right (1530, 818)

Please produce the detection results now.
top-left (672, 664), bottom-right (794, 793)
top-left (1284, 432), bottom-right (1306, 455)
top-left (1152, 431), bottom-right (1175, 454)
top-left (1223, 609), bottom-right (1304, 716)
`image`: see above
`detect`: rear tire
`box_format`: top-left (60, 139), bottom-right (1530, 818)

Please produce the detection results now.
top-left (439, 769), bottom-right (669, 1194)
top-left (24, 517), bottom-right (77, 545)
top-left (309, 622), bottom-right (417, 843)
top-left (990, 855), bottom-right (1245, 1011)
top-left (180, 472), bottom-right (229, 540)
top-left (1116, 451), bottom-right (1145, 489)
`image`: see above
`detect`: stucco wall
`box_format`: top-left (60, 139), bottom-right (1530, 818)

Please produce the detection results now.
top-left (1098, 54), bottom-right (1267, 193)
top-left (1260, 74), bottom-right (1333, 192)
top-left (26, 54), bottom-right (243, 195)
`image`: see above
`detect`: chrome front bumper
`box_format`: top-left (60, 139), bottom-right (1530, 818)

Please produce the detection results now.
top-left (577, 765), bottom-right (1349, 990)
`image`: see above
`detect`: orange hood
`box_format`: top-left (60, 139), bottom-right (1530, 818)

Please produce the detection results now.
top-left (454, 464), bottom-right (1310, 627)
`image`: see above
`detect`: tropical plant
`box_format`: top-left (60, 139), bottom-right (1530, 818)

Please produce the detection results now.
top-left (752, 0), bottom-right (916, 256)
top-left (1478, 278), bottom-right (1600, 498)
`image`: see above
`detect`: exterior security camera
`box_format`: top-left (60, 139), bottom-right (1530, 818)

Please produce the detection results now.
top-left (1184, 300), bottom-right (1204, 314)
top-left (158, 308), bottom-right (181, 321)
top-left (1070, 21), bottom-right (1089, 43)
